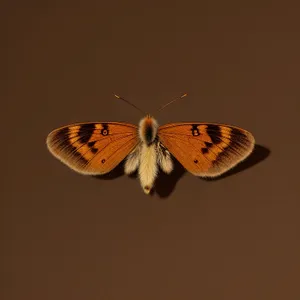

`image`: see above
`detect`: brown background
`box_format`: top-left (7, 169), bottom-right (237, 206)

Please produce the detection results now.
top-left (2, 0), bottom-right (300, 299)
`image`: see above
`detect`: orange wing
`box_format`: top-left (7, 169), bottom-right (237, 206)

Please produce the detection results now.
top-left (46, 122), bottom-right (139, 175)
top-left (158, 123), bottom-right (255, 177)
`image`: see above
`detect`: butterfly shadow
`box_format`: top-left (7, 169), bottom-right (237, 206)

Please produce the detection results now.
top-left (92, 162), bottom-right (126, 180)
top-left (92, 144), bottom-right (270, 198)
top-left (91, 159), bottom-right (186, 198)
top-left (153, 160), bottom-right (187, 199)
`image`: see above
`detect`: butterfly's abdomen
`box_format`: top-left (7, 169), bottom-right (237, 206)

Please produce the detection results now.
top-left (138, 143), bottom-right (158, 194)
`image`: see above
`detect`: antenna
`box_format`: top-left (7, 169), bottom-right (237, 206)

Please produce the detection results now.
top-left (114, 94), bottom-right (146, 115)
top-left (157, 93), bottom-right (188, 112)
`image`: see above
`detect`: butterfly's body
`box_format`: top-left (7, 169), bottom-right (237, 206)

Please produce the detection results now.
top-left (124, 115), bottom-right (173, 193)
top-left (47, 99), bottom-right (255, 195)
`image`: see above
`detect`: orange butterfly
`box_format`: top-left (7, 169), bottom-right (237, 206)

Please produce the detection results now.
top-left (46, 94), bottom-right (255, 194)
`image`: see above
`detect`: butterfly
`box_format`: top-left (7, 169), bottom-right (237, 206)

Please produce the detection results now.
top-left (46, 94), bottom-right (255, 194)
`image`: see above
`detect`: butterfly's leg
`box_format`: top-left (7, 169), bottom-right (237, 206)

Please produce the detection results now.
top-left (157, 142), bottom-right (173, 174)
top-left (124, 145), bottom-right (141, 175)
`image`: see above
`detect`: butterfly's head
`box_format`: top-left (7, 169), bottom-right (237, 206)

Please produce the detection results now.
top-left (139, 115), bottom-right (159, 145)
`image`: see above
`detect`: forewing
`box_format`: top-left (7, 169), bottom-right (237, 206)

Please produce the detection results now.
top-left (47, 122), bottom-right (139, 175)
top-left (158, 123), bottom-right (255, 177)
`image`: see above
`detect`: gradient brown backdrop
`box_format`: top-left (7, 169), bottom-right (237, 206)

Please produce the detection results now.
top-left (2, 0), bottom-right (300, 299)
